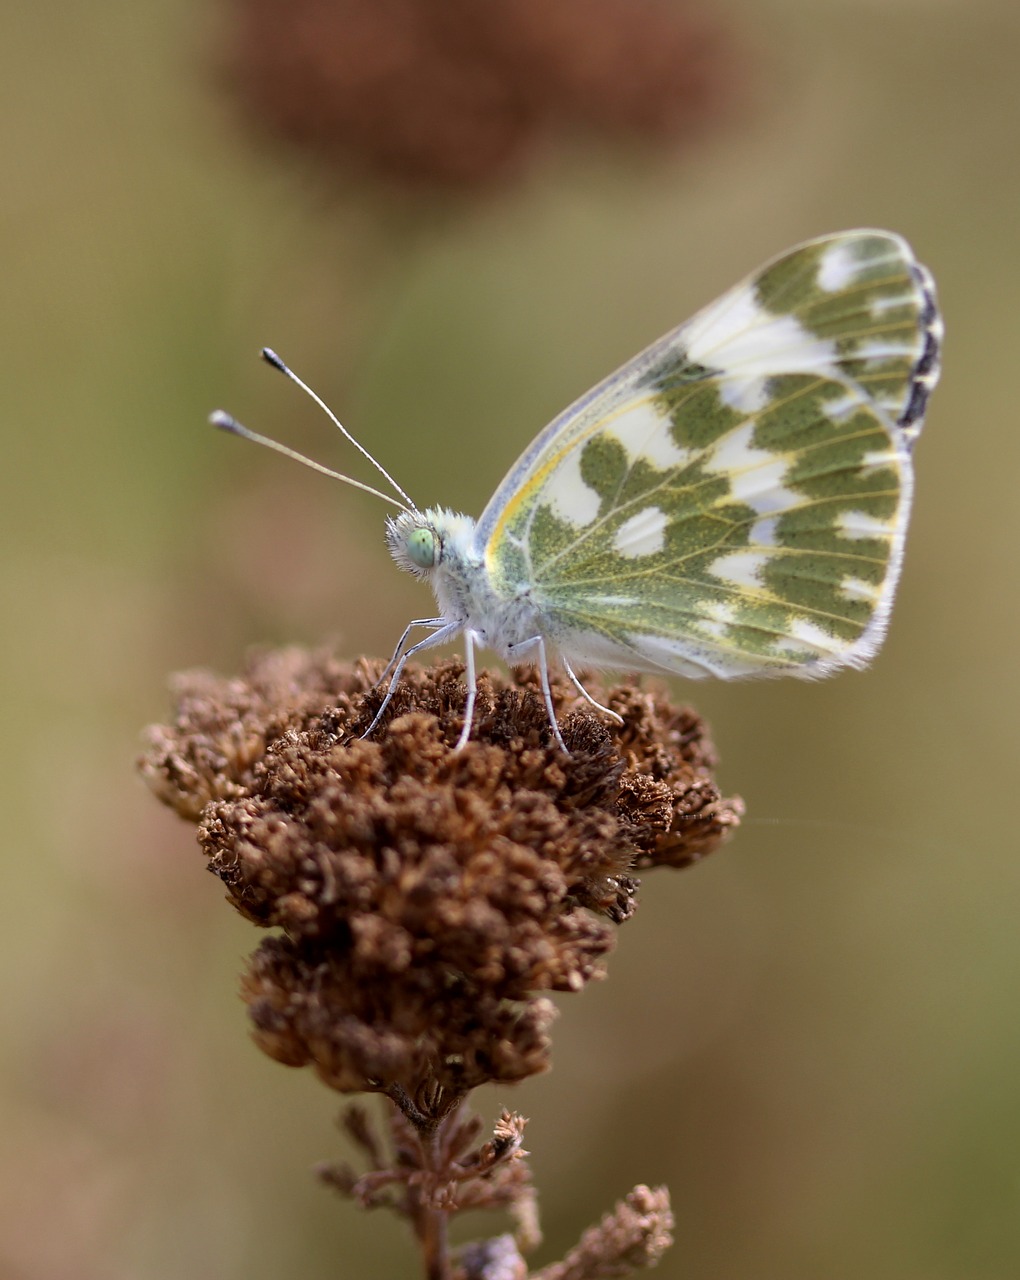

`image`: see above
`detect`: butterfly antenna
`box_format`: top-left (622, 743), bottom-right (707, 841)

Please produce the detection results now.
top-left (210, 411), bottom-right (408, 510)
top-left (261, 348), bottom-right (418, 512)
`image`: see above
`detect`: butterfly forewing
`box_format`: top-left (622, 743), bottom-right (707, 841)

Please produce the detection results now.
top-left (481, 231), bottom-right (939, 680)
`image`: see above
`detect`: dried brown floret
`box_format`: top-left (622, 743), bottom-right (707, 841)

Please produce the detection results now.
top-left (532, 1185), bottom-right (674, 1279)
top-left (141, 649), bottom-right (740, 1096)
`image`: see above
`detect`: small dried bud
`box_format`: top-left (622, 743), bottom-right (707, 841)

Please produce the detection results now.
top-left (533, 1184), bottom-right (674, 1280)
top-left (140, 648), bottom-right (740, 1097)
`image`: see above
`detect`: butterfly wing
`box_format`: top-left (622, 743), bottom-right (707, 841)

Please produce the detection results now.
top-left (478, 230), bottom-right (941, 679)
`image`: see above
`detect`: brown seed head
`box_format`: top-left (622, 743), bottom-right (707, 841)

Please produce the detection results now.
top-left (140, 648), bottom-right (741, 1096)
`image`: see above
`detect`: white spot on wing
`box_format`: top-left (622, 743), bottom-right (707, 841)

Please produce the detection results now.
top-left (708, 549), bottom-right (770, 589)
top-left (684, 292), bottom-right (837, 379)
top-left (718, 375), bottom-right (769, 413)
top-left (837, 510), bottom-right (895, 541)
top-left (730, 461), bottom-right (799, 512)
top-left (705, 421), bottom-right (800, 514)
top-left (548, 449), bottom-right (601, 526)
top-left (870, 292), bottom-right (913, 316)
top-left (817, 241), bottom-right (860, 292)
top-left (854, 338), bottom-right (919, 361)
top-left (858, 446), bottom-right (897, 476)
top-left (606, 401), bottom-right (688, 469)
top-left (842, 576), bottom-right (879, 602)
top-left (697, 601), bottom-right (737, 641)
top-left (705, 599), bottom-right (737, 624)
top-left (613, 507), bottom-right (668, 559)
top-left (749, 515), bottom-right (779, 545)
top-left (824, 389), bottom-right (864, 422)
top-left (774, 619), bottom-right (842, 656)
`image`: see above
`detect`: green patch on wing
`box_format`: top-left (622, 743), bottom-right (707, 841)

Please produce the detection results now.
top-left (656, 377), bottom-right (746, 451)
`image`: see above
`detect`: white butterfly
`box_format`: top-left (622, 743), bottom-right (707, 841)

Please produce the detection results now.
top-left (214, 230), bottom-right (941, 751)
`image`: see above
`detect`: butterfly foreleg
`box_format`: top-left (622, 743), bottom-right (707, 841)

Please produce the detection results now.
top-left (376, 617), bottom-right (450, 687)
top-left (360, 622), bottom-right (461, 740)
top-left (561, 657), bottom-right (625, 726)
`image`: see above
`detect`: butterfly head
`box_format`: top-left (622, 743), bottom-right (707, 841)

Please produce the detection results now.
top-left (386, 508), bottom-right (477, 581)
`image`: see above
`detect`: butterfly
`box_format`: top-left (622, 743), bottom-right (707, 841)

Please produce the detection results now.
top-left (213, 229), bottom-right (941, 752)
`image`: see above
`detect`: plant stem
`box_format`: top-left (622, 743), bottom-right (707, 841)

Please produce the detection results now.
top-left (417, 1119), bottom-right (450, 1280)
top-left (386, 1087), bottom-right (465, 1280)
top-left (420, 1199), bottom-right (450, 1278)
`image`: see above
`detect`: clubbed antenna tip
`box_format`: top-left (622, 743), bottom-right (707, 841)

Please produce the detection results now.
top-left (210, 409), bottom-right (241, 433)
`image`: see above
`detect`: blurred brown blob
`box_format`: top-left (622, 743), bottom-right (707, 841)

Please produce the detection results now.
top-left (140, 648), bottom-right (741, 1096)
top-left (225, 0), bottom-right (733, 187)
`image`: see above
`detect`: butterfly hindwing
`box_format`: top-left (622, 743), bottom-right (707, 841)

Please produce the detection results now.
top-left (480, 230), bottom-right (939, 680)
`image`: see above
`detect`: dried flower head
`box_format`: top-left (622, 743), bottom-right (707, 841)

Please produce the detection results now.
top-left (223, 0), bottom-right (733, 188)
top-left (141, 648), bottom-right (740, 1100)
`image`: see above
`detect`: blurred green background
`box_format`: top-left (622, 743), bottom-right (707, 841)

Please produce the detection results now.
top-left (3, 1), bottom-right (1019, 1276)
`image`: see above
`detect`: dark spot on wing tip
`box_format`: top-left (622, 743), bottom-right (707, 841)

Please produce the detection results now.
top-left (898, 260), bottom-right (942, 440)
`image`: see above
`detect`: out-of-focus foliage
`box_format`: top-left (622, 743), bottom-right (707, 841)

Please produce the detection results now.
top-left (2, 2), bottom-right (1018, 1278)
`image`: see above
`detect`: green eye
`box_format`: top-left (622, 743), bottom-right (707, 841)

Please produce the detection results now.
top-left (406, 527), bottom-right (438, 569)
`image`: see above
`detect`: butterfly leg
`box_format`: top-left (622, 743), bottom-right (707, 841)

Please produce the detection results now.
top-left (453, 629), bottom-right (481, 752)
top-left (376, 617), bottom-right (449, 687)
top-left (506, 635), bottom-right (568, 753)
top-left (561, 657), bottom-right (625, 726)
top-left (359, 622), bottom-right (461, 740)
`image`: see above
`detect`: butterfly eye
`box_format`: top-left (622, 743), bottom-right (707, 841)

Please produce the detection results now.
top-left (406, 527), bottom-right (438, 569)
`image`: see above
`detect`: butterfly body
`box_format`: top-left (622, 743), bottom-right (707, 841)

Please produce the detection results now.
top-left (386, 506), bottom-right (547, 656)
top-left (216, 230), bottom-right (942, 752)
